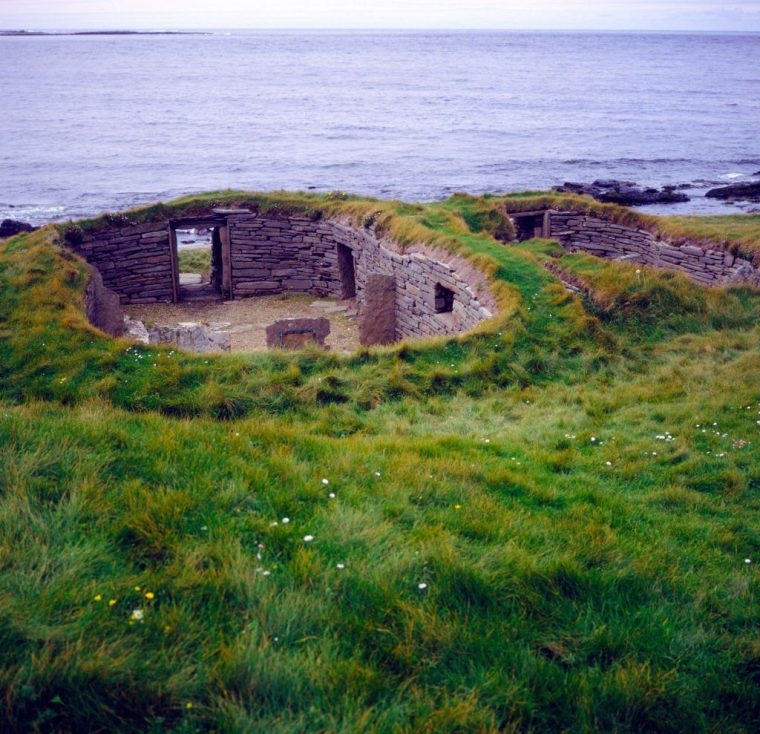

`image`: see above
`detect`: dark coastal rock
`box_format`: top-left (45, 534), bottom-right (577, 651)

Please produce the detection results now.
top-left (553, 180), bottom-right (690, 206)
top-left (0, 218), bottom-right (35, 238)
top-left (706, 181), bottom-right (760, 201)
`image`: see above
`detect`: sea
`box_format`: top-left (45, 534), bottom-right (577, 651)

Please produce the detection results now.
top-left (1, 30), bottom-right (760, 226)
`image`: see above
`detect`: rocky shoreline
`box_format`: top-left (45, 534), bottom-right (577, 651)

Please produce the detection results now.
top-left (0, 219), bottom-right (35, 238)
top-left (554, 180), bottom-right (691, 206)
top-left (554, 176), bottom-right (760, 207)
top-left (705, 180), bottom-right (760, 202)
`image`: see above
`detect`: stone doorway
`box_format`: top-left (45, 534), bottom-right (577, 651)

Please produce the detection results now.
top-left (170, 218), bottom-right (230, 302)
top-left (337, 243), bottom-right (357, 299)
top-left (510, 211), bottom-right (550, 241)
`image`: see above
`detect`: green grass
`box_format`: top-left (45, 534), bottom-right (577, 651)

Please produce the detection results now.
top-left (178, 248), bottom-right (211, 274)
top-left (1, 192), bottom-right (759, 732)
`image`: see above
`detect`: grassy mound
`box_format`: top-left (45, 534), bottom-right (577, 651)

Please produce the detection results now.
top-left (0, 192), bottom-right (759, 732)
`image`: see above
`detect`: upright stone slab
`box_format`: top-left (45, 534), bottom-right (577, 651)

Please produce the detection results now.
top-left (84, 265), bottom-right (123, 336)
top-left (360, 274), bottom-right (396, 346)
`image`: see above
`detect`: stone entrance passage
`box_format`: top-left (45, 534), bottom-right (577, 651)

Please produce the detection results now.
top-left (337, 243), bottom-right (357, 299)
top-left (511, 211), bottom-right (551, 241)
top-left (171, 218), bottom-right (228, 302)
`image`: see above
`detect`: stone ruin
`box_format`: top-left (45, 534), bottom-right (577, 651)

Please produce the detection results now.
top-left (72, 207), bottom-right (497, 350)
top-left (76, 202), bottom-right (760, 355)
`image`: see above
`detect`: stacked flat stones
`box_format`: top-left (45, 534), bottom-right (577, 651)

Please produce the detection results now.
top-left (75, 222), bottom-right (173, 303)
top-left (548, 212), bottom-right (760, 287)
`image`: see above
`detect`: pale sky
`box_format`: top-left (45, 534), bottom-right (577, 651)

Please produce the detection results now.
top-left (1, 0), bottom-right (759, 32)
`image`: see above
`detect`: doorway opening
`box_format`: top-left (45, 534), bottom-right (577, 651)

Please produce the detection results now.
top-left (170, 219), bottom-right (229, 302)
top-left (337, 243), bottom-right (357, 299)
top-left (511, 211), bottom-right (550, 241)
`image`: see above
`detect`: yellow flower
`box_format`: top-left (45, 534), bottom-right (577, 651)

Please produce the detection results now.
top-left (109, 599), bottom-right (117, 607)
top-left (144, 592), bottom-right (155, 600)
top-left (164, 625), bottom-right (172, 634)
top-left (134, 586), bottom-right (141, 591)
top-left (186, 702), bottom-right (193, 709)
top-left (454, 504), bottom-right (461, 510)
top-left (93, 594), bottom-right (102, 602)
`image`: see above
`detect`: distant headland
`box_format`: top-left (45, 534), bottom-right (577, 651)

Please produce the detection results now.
top-left (0, 30), bottom-right (207, 37)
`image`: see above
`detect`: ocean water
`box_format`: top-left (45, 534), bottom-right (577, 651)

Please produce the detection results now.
top-left (1, 30), bottom-right (760, 225)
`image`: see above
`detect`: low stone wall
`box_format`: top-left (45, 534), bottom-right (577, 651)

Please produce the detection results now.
top-left (547, 211), bottom-right (760, 287)
top-left (72, 223), bottom-right (174, 304)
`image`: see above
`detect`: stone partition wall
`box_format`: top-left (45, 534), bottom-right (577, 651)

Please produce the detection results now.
top-left (545, 211), bottom-right (760, 287)
top-left (72, 223), bottom-right (174, 303)
top-left (65, 211), bottom-right (496, 343)
top-left (227, 216), bottom-right (343, 297)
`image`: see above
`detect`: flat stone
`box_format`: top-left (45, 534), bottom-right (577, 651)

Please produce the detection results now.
top-left (124, 318), bottom-right (149, 344)
top-left (266, 317), bottom-right (330, 349)
top-left (148, 322), bottom-right (231, 353)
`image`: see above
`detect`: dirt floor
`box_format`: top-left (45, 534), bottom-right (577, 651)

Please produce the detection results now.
top-left (126, 294), bottom-right (361, 353)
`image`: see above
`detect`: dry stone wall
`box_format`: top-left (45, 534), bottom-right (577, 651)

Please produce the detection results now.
top-left (226, 215), bottom-right (495, 340)
top-left (548, 211), bottom-right (760, 287)
top-left (330, 223), bottom-right (495, 340)
top-left (228, 216), bottom-right (342, 297)
top-left (72, 223), bottom-right (174, 304)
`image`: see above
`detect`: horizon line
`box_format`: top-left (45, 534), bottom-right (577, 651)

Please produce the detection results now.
top-left (4, 26), bottom-right (760, 34)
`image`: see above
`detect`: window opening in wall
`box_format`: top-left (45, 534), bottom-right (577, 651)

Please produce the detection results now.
top-left (434, 283), bottom-right (455, 313)
top-left (337, 243), bottom-right (357, 299)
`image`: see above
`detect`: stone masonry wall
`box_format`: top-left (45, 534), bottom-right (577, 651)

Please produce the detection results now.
top-left (73, 223), bottom-right (174, 304)
top-left (328, 222), bottom-right (495, 340)
top-left (548, 211), bottom-right (760, 287)
top-left (227, 215), bottom-right (495, 339)
top-left (228, 216), bottom-right (343, 298)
